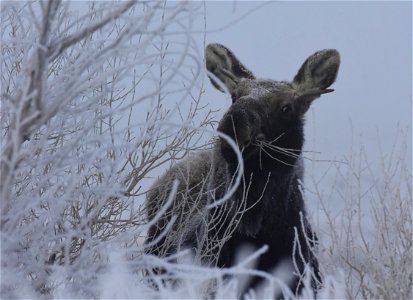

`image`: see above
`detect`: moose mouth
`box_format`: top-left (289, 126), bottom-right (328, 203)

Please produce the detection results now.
top-left (239, 132), bottom-right (301, 168)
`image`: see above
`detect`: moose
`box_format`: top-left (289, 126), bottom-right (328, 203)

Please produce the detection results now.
top-left (145, 43), bottom-right (340, 298)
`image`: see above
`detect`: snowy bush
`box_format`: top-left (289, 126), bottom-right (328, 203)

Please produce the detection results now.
top-left (1, 1), bottom-right (215, 298)
top-left (308, 128), bottom-right (412, 299)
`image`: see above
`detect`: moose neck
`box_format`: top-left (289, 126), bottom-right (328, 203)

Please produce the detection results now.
top-left (220, 123), bottom-right (305, 236)
top-left (217, 117), bottom-right (304, 205)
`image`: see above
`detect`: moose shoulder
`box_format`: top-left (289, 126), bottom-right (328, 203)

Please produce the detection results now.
top-left (145, 43), bottom-right (340, 298)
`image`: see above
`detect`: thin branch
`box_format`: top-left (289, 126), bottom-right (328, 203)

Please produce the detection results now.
top-left (47, 0), bottom-right (137, 61)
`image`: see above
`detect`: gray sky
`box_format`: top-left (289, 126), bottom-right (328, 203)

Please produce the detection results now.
top-left (201, 1), bottom-right (412, 169)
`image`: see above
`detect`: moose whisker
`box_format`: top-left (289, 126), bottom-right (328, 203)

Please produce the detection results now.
top-left (253, 141), bottom-right (297, 167)
top-left (254, 139), bottom-right (300, 159)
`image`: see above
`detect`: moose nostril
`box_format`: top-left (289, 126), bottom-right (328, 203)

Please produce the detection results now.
top-left (256, 133), bottom-right (265, 141)
top-left (282, 104), bottom-right (291, 113)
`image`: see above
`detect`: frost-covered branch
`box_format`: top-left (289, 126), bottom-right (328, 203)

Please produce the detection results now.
top-left (47, 0), bottom-right (136, 61)
top-left (1, 1), bottom-right (213, 298)
top-left (307, 126), bottom-right (412, 299)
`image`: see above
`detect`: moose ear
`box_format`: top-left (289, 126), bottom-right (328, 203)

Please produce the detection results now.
top-left (293, 49), bottom-right (340, 93)
top-left (205, 43), bottom-right (255, 95)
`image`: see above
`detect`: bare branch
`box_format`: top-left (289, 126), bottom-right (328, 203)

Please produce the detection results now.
top-left (47, 0), bottom-right (137, 61)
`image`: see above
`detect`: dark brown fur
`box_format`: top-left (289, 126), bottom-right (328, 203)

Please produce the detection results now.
top-left (145, 43), bottom-right (340, 298)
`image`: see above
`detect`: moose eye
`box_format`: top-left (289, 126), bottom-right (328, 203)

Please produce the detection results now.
top-left (281, 104), bottom-right (291, 113)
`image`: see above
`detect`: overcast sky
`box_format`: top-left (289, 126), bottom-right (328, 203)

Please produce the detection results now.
top-left (201, 1), bottom-right (412, 171)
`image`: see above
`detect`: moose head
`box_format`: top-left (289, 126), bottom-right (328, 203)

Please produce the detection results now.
top-left (206, 44), bottom-right (340, 166)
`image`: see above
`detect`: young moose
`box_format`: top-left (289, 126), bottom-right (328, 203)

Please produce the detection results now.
top-left (145, 44), bottom-right (340, 298)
